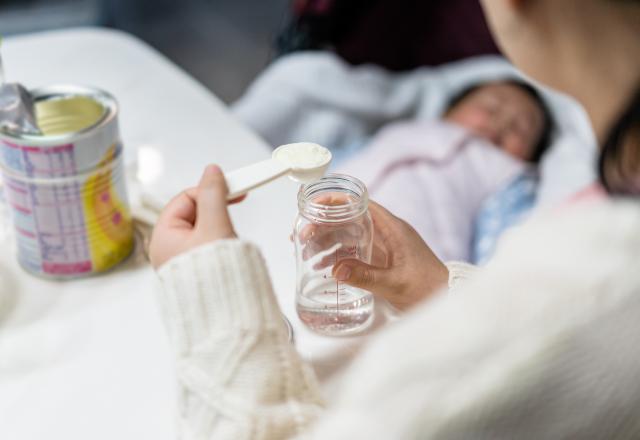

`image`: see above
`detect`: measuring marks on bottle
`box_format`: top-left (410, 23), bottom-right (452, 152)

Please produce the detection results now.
top-left (322, 249), bottom-right (346, 317)
top-left (321, 244), bottom-right (359, 321)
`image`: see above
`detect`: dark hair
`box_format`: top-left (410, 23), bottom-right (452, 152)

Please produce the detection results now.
top-left (598, 87), bottom-right (640, 196)
top-left (445, 79), bottom-right (555, 164)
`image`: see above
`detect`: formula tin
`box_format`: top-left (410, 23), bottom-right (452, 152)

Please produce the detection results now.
top-left (0, 85), bottom-right (134, 278)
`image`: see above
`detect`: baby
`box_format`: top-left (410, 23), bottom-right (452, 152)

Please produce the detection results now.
top-left (336, 79), bottom-right (554, 263)
top-left (444, 80), bottom-right (553, 164)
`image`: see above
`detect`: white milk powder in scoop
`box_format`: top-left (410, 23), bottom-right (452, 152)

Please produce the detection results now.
top-left (273, 142), bottom-right (331, 170)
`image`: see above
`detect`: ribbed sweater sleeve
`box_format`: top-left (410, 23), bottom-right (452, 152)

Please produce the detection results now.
top-left (445, 261), bottom-right (479, 293)
top-left (156, 239), bottom-right (324, 440)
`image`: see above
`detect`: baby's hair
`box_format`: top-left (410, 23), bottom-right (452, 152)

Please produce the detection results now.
top-left (598, 86), bottom-right (640, 196)
top-left (444, 79), bottom-right (555, 164)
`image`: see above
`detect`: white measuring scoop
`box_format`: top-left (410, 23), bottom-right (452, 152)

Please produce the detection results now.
top-left (136, 142), bottom-right (332, 218)
top-left (225, 142), bottom-right (332, 200)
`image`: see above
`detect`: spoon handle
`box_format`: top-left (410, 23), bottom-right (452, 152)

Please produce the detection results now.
top-left (225, 158), bottom-right (290, 200)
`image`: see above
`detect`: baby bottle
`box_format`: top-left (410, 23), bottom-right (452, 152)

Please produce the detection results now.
top-left (293, 173), bottom-right (374, 335)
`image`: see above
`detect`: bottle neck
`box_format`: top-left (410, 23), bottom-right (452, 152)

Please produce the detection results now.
top-left (298, 173), bottom-right (368, 223)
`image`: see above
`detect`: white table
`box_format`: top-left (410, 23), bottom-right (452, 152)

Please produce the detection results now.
top-left (0, 28), bottom-right (373, 439)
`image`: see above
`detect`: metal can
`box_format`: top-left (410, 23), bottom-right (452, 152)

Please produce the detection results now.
top-left (0, 85), bottom-right (134, 278)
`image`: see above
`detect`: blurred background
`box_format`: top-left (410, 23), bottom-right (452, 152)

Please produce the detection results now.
top-left (0, 0), bottom-right (290, 103)
top-left (0, 0), bottom-right (502, 103)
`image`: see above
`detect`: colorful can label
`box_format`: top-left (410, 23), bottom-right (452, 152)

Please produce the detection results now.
top-left (0, 85), bottom-right (134, 278)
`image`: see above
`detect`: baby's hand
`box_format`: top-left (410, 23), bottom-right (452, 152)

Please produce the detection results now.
top-left (149, 165), bottom-right (245, 269)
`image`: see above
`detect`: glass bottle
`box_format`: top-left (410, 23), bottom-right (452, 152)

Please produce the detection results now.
top-left (293, 173), bottom-right (374, 335)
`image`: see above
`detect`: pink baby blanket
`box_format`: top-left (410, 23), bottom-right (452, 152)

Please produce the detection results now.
top-left (337, 120), bottom-right (525, 262)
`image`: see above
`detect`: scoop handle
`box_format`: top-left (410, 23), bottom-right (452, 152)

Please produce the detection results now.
top-left (225, 158), bottom-right (291, 200)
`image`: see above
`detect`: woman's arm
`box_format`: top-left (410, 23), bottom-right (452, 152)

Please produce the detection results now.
top-left (149, 165), bottom-right (327, 439)
top-left (149, 165), bottom-right (476, 438)
top-left (157, 240), bottom-right (324, 439)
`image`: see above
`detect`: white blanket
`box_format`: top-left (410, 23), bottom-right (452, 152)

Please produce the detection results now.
top-left (233, 52), bottom-right (598, 208)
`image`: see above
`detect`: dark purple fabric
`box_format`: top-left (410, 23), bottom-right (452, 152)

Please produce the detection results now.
top-left (335, 0), bottom-right (500, 70)
top-left (279, 0), bottom-right (501, 70)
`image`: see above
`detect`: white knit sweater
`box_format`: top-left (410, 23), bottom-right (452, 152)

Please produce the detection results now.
top-left (157, 200), bottom-right (640, 439)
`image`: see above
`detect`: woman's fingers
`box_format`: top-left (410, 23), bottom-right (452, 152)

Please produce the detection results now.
top-left (310, 192), bottom-right (352, 206)
top-left (149, 164), bottom-right (242, 269)
top-left (157, 189), bottom-right (197, 229)
top-left (332, 258), bottom-right (392, 294)
top-left (298, 223), bottom-right (317, 243)
top-left (300, 226), bottom-right (365, 261)
top-left (370, 240), bottom-right (388, 267)
top-left (195, 165), bottom-right (234, 234)
top-left (228, 193), bottom-right (247, 204)
top-left (185, 186), bottom-right (247, 205)
top-left (368, 200), bottom-right (397, 222)
top-left (150, 190), bottom-right (197, 268)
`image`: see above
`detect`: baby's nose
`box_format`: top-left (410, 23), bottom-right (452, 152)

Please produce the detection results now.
top-left (476, 125), bottom-right (500, 145)
top-left (493, 111), bottom-right (511, 130)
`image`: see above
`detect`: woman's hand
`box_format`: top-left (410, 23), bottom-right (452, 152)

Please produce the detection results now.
top-left (149, 165), bottom-right (245, 269)
top-left (332, 201), bottom-right (449, 311)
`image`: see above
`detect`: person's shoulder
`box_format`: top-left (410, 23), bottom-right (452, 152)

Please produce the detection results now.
top-left (470, 198), bottom-right (640, 316)
top-left (499, 198), bottom-right (640, 261)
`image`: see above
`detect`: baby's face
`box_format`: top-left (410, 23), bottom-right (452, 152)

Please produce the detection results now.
top-left (445, 83), bottom-right (545, 161)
